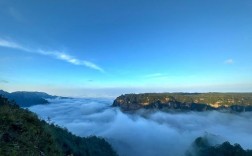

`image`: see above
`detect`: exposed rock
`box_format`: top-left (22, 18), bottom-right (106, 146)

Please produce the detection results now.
top-left (112, 93), bottom-right (252, 112)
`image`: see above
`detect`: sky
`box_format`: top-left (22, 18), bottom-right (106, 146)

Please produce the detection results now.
top-left (0, 0), bottom-right (252, 97)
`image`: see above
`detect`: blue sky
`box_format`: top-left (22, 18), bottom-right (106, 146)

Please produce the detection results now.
top-left (0, 0), bottom-right (252, 97)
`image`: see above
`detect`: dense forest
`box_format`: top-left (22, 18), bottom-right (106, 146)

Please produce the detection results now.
top-left (0, 96), bottom-right (117, 156)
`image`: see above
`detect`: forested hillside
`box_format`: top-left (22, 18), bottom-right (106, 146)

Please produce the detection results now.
top-left (187, 136), bottom-right (252, 156)
top-left (0, 96), bottom-right (117, 156)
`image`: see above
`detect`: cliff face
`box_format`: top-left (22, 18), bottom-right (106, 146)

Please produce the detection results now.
top-left (112, 93), bottom-right (252, 112)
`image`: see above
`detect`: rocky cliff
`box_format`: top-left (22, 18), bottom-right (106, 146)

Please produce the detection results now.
top-left (112, 93), bottom-right (252, 112)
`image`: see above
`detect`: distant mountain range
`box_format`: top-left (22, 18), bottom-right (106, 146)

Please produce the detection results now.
top-left (0, 90), bottom-right (59, 107)
top-left (112, 93), bottom-right (252, 112)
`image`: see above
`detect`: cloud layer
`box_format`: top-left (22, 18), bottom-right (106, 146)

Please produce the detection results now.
top-left (0, 38), bottom-right (104, 72)
top-left (29, 98), bottom-right (252, 156)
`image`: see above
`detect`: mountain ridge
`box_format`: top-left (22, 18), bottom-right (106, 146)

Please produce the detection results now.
top-left (0, 90), bottom-right (61, 107)
top-left (112, 93), bottom-right (252, 112)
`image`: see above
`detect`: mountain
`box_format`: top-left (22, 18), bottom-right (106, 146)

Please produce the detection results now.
top-left (187, 136), bottom-right (252, 156)
top-left (0, 95), bottom-right (117, 156)
top-left (112, 93), bottom-right (252, 112)
top-left (0, 90), bottom-right (58, 107)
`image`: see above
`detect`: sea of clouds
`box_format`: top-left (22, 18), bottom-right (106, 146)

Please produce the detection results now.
top-left (29, 98), bottom-right (252, 156)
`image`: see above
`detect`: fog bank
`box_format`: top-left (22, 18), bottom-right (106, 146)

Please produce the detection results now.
top-left (29, 98), bottom-right (252, 156)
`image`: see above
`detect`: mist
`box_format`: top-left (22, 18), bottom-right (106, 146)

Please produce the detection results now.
top-left (29, 98), bottom-right (252, 156)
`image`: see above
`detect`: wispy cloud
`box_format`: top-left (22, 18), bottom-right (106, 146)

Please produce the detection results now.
top-left (0, 38), bottom-right (104, 72)
top-left (224, 59), bottom-right (234, 64)
top-left (0, 38), bottom-right (29, 51)
top-left (37, 49), bottom-right (104, 72)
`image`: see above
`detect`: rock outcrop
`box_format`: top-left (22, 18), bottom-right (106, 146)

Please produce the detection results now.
top-left (112, 93), bottom-right (252, 112)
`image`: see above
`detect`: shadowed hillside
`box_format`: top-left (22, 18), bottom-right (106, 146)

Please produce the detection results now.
top-left (187, 136), bottom-right (252, 156)
top-left (0, 90), bottom-right (56, 107)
